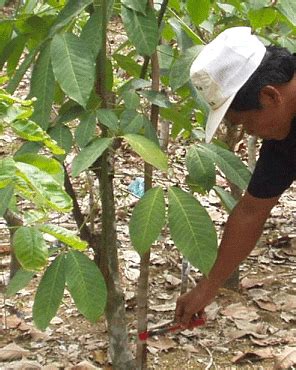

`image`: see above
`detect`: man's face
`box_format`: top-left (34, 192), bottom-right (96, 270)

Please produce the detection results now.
top-left (226, 105), bottom-right (293, 141)
top-left (225, 80), bottom-right (296, 141)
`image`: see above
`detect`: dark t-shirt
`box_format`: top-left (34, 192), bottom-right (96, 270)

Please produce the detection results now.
top-left (247, 118), bottom-right (296, 198)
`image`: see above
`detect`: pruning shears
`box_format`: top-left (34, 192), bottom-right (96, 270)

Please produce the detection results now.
top-left (138, 311), bottom-right (206, 341)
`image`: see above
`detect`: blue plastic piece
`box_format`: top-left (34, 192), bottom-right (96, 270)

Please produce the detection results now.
top-left (128, 177), bottom-right (145, 198)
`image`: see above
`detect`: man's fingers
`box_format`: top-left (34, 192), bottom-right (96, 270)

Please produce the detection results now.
top-left (175, 302), bottom-right (184, 323)
top-left (180, 310), bottom-right (194, 327)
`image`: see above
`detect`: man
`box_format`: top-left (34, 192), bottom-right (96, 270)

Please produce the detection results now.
top-left (175, 27), bottom-right (296, 325)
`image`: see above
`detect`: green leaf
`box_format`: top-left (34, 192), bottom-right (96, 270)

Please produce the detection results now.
top-left (11, 120), bottom-right (65, 156)
top-left (113, 54), bottom-right (142, 77)
top-left (168, 187), bottom-right (217, 275)
top-left (97, 109), bottom-right (119, 132)
top-left (51, 33), bottom-right (95, 108)
top-left (122, 0), bottom-right (147, 14)
top-left (123, 134), bottom-right (168, 171)
top-left (157, 44), bottom-right (174, 71)
top-left (15, 142), bottom-right (41, 157)
top-left (6, 35), bottom-right (27, 77)
top-left (121, 5), bottom-right (159, 56)
top-left (213, 186), bottom-right (237, 214)
top-left (168, 17), bottom-right (202, 51)
top-left (30, 42), bottom-right (55, 130)
top-left (13, 226), bottom-right (48, 271)
top-left (14, 153), bottom-right (63, 176)
top-left (0, 20), bottom-right (13, 55)
top-left (276, 0), bottom-right (296, 26)
top-left (121, 90), bottom-right (140, 110)
top-left (140, 91), bottom-right (172, 108)
top-left (49, 0), bottom-right (93, 36)
top-left (129, 187), bottom-right (165, 254)
top-left (49, 124), bottom-right (73, 159)
top-left (11, 120), bottom-right (47, 141)
top-left (46, 0), bottom-right (66, 7)
top-left (185, 145), bottom-right (216, 191)
top-left (65, 250), bottom-right (107, 322)
top-left (16, 162), bottom-right (72, 212)
top-left (248, 8), bottom-right (277, 29)
top-left (143, 116), bottom-right (160, 146)
top-left (160, 107), bottom-right (191, 137)
top-left (38, 224), bottom-right (87, 251)
top-left (5, 269), bottom-right (35, 297)
top-left (72, 138), bottom-right (113, 177)
top-left (57, 100), bottom-right (84, 125)
top-left (75, 112), bottom-right (97, 148)
top-left (0, 158), bottom-right (16, 188)
top-left (187, 0), bottom-right (211, 26)
top-left (0, 185), bottom-right (14, 217)
top-left (170, 45), bottom-right (201, 91)
top-left (80, 10), bottom-right (102, 58)
top-left (120, 110), bottom-right (144, 134)
top-left (199, 144), bottom-right (251, 190)
top-left (33, 254), bottom-right (65, 330)
top-left (6, 48), bottom-right (39, 94)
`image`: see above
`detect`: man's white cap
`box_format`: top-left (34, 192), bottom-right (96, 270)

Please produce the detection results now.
top-left (190, 27), bottom-right (266, 143)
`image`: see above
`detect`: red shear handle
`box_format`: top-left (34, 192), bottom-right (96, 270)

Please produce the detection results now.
top-left (138, 310), bottom-right (206, 341)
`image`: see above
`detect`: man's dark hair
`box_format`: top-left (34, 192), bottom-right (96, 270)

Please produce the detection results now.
top-left (230, 45), bottom-right (296, 111)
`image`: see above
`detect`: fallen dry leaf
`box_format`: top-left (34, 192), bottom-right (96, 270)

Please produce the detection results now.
top-left (2, 315), bottom-right (22, 329)
top-left (275, 293), bottom-right (296, 310)
top-left (221, 302), bottom-right (259, 321)
top-left (150, 302), bottom-right (175, 312)
top-left (234, 319), bottom-right (269, 339)
top-left (50, 316), bottom-right (63, 325)
top-left (11, 360), bottom-right (41, 369)
top-left (124, 265), bottom-right (140, 281)
top-left (232, 347), bottom-right (274, 363)
top-left (147, 336), bottom-right (176, 351)
top-left (274, 347), bottom-right (296, 369)
top-left (241, 276), bottom-right (264, 289)
top-left (93, 349), bottom-right (107, 365)
top-left (280, 311), bottom-right (296, 323)
top-left (70, 360), bottom-right (99, 369)
top-left (205, 301), bottom-right (220, 321)
top-left (0, 342), bottom-right (30, 361)
top-left (164, 274), bottom-right (181, 286)
top-left (254, 299), bottom-right (277, 312)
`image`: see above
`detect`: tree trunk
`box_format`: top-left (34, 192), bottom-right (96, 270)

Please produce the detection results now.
top-left (93, 0), bottom-right (135, 368)
top-left (136, 2), bottom-right (168, 368)
top-left (4, 210), bottom-right (22, 279)
top-left (220, 121), bottom-right (243, 291)
top-left (98, 154), bottom-right (135, 369)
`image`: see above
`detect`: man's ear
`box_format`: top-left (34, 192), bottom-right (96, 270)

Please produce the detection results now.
top-left (259, 85), bottom-right (282, 107)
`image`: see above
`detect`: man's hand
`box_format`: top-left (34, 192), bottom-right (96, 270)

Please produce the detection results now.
top-left (175, 279), bottom-right (218, 326)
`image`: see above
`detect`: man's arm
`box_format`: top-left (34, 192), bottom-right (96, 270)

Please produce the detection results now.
top-left (175, 191), bottom-right (280, 326)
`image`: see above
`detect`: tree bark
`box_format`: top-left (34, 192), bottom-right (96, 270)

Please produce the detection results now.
top-left (4, 210), bottom-right (22, 279)
top-left (93, 0), bottom-right (135, 368)
top-left (220, 121), bottom-right (244, 291)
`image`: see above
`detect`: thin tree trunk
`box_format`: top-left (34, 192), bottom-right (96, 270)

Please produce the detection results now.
top-left (94, 0), bottom-right (135, 368)
top-left (4, 210), bottom-right (22, 279)
top-left (136, 52), bottom-right (160, 368)
top-left (221, 121), bottom-right (243, 291)
top-left (136, 2), bottom-right (168, 368)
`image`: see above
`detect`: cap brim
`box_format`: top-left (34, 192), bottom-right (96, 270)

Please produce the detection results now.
top-left (205, 92), bottom-right (236, 143)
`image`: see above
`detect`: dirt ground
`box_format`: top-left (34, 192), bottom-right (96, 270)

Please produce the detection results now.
top-left (1, 140), bottom-right (296, 369)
